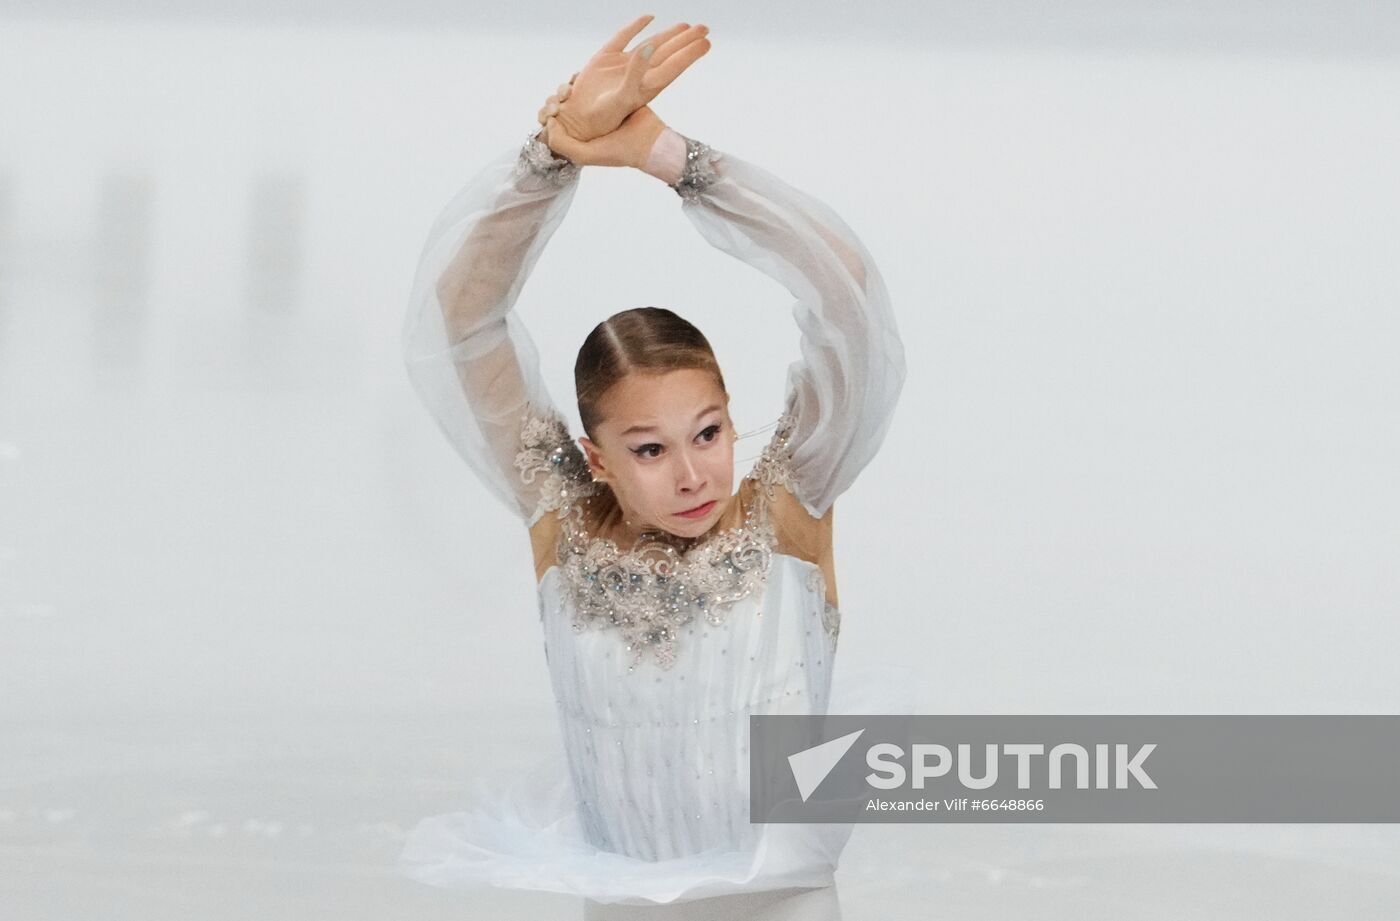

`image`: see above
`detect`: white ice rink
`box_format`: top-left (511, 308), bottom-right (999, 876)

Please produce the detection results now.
top-left (2, 5), bottom-right (1399, 919)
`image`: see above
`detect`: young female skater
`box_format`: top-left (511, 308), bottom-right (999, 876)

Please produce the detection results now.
top-left (397, 15), bottom-right (907, 920)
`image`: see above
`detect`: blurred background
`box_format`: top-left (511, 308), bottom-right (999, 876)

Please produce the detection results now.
top-left (2, 2), bottom-right (1398, 919)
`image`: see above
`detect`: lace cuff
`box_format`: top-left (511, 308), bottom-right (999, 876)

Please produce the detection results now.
top-left (514, 129), bottom-right (581, 189)
top-left (669, 133), bottom-right (722, 201)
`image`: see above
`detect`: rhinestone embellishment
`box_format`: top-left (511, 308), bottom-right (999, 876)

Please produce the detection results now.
top-left (747, 403), bottom-right (803, 506)
top-left (515, 404), bottom-right (804, 670)
top-left (514, 130), bottom-right (581, 188)
top-left (671, 135), bottom-right (722, 201)
top-left (515, 409), bottom-right (599, 520)
top-left (556, 503), bottom-right (776, 670)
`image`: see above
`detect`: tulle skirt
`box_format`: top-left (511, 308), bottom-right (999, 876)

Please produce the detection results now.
top-left (395, 662), bottom-right (924, 907)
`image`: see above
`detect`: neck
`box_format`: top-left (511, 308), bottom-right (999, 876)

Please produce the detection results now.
top-left (595, 491), bottom-right (726, 551)
top-left (620, 512), bottom-right (699, 551)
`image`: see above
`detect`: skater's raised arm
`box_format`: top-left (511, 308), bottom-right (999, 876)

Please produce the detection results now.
top-left (636, 115), bottom-right (906, 521)
top-left (402, 17), bottom-right (712, 529)
top-left (401, 132), bottom-right (585, 527)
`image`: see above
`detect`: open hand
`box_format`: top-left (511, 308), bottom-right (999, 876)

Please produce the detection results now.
top-left (536, 15), bottom-right (710, 143)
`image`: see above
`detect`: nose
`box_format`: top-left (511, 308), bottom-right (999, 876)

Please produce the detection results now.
top-left (675, 447), bottom-right (707, 493)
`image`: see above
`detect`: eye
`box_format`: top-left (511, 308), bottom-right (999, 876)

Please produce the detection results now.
top-left (697, 423), bottom-right (722, 443)
top-left (631, 443), bottom-right (663, 459)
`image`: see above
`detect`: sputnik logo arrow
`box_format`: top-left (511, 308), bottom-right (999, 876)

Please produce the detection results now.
top-left (788, 729), bottom-right (865, 802)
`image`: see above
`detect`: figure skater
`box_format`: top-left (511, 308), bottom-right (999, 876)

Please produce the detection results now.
top-left (397, 15), bottom-right (907, 920)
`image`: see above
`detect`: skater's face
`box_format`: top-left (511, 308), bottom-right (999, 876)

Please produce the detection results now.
top-left (579, 368), bottom-right (736, 540)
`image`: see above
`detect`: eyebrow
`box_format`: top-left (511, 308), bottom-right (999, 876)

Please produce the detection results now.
top-left (620, 404), bottom-right (724, 438)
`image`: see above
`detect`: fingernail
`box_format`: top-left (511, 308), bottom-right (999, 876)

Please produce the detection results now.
top-left (546, 101), bottom-right (558, 115)
top-left (641, 43), bottom-right (654, 60)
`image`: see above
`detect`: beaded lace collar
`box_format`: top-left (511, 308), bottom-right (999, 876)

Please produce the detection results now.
top-left (515, 405), bottom-right (804, 670)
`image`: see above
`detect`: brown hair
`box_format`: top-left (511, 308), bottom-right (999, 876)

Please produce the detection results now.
top-left (574, 306), bottom-right (727, 442)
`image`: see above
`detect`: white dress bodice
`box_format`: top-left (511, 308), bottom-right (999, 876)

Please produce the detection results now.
top-left (540, 551), bottom-right (839, 863)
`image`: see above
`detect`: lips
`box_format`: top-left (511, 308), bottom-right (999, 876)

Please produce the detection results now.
top-left (675, 499), bottom-right (716, 519)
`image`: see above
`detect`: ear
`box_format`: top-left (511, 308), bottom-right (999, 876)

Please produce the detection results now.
top-left (578, 435), bottom-right (608, 482)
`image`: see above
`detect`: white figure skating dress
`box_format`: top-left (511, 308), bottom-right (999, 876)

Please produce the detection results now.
top-left (397, 126), bottom-right (911, 907)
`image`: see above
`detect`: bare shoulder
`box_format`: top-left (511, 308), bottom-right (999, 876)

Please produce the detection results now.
top-left (749, 477), bottom-right (833, 565)
top-left (529, 511), bottom-right (562, 584)
top-left (751, 477), bottom-right (840, 608)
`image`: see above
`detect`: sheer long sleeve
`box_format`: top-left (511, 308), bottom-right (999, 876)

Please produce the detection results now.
top-left (401, 132), bottom-right (587, 527)
top-left (656, 129), bottom-right (906, 520)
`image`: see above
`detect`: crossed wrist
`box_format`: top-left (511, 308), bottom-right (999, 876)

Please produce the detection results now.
top-left (521, 115), bottom-right (718, 200)
top-left (652, 129), bottom-right (723, 201)
top-left (641, 125), bottom-right (689, 185)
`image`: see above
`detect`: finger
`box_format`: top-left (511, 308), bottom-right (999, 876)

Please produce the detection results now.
top-left (599, 14), bottom-right (655, 54)
top-left (557, 82), bottom-right (571, 101)
top-left (623, 38), bottom-right (652, 90)
top-left (545, 116), bottom-right (585, 160)
top-left (644, 23), bottom-right (708, 68)
top-left (627, 21), bottom-right (690, 56)
top-left (641, 36), bottom-right (711, 98)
